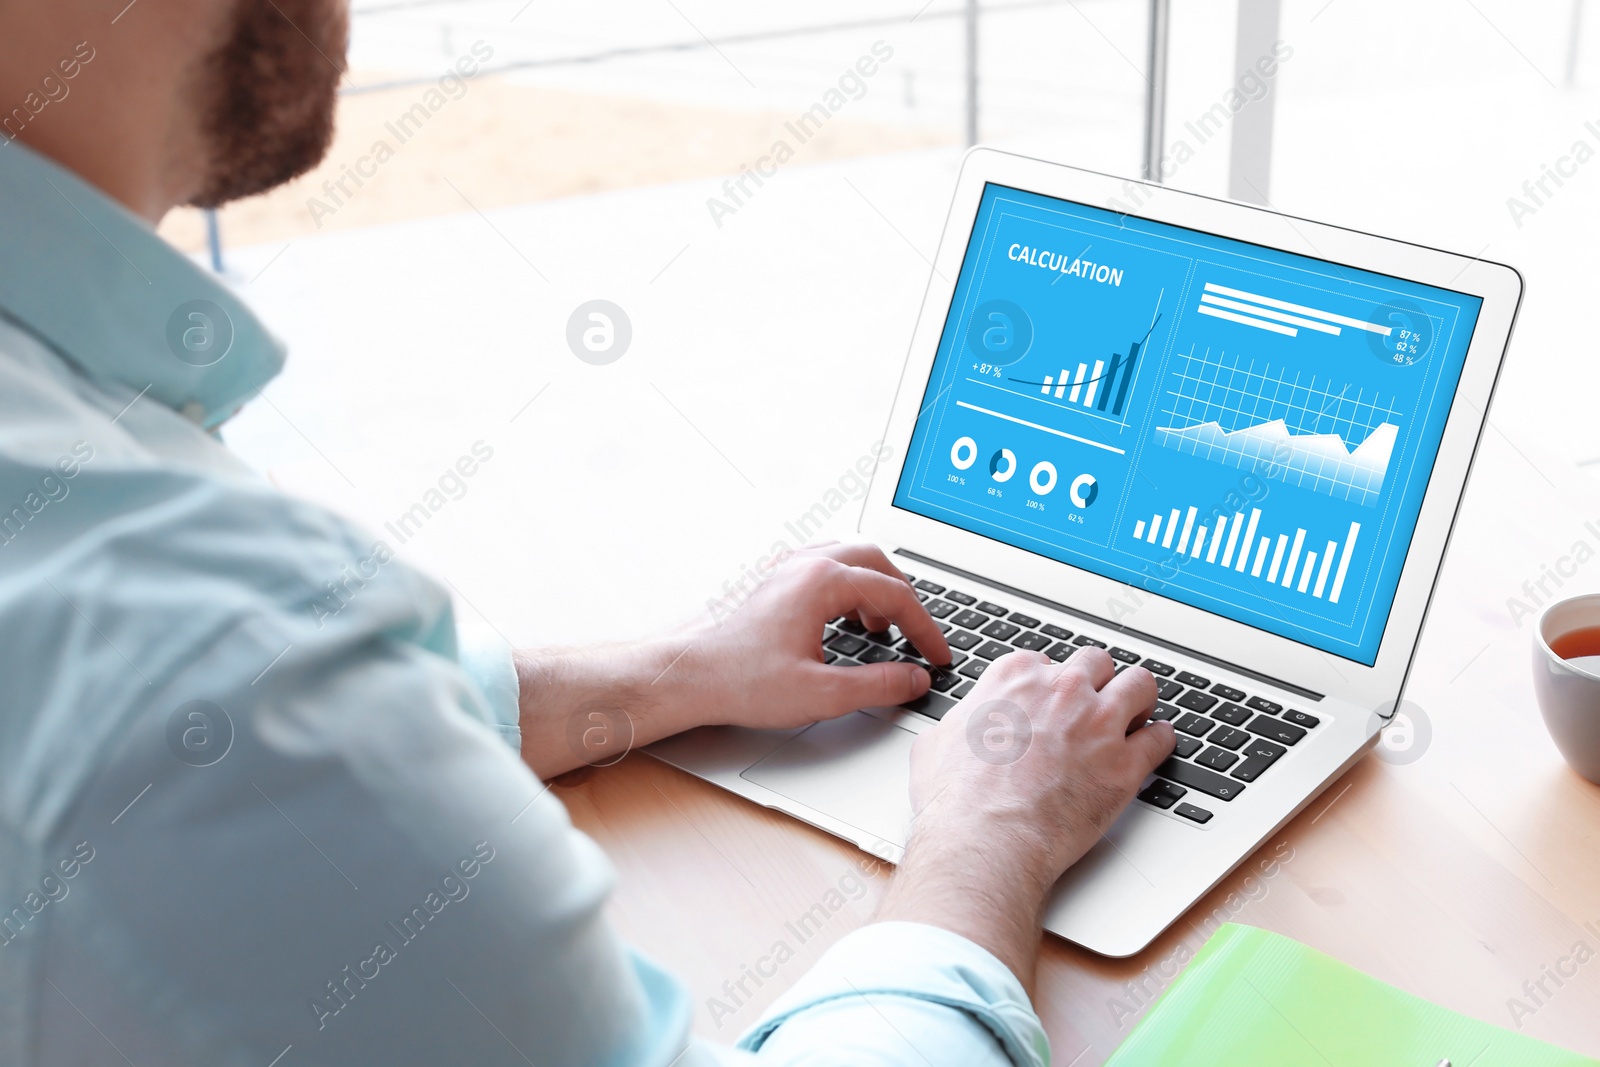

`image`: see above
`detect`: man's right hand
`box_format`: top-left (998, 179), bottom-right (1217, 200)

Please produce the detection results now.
top-left (873, 647), bottom-right (1175, 991)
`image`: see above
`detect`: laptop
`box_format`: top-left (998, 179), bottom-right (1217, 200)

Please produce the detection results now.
top-left (649, 147), bottom-right (1522, 957)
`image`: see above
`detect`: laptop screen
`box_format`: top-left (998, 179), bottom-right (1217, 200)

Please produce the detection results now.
top-left (893, 182), bottom-right (1484, 665)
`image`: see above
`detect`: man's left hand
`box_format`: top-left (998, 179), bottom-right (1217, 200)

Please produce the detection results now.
top-left (674, 542), bottom-right (952, 730)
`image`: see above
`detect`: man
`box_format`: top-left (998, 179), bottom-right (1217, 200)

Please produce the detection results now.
top-left (0, 2), bottom-right (1174, 1064)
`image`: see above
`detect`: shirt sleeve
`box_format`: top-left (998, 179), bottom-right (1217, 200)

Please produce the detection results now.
top-left (735, 922), bottom-right (1050, 1067)
top-left (454, 615), bottom-right (522, 751)
top-left (606, 924), bottom-right (1049, 1067)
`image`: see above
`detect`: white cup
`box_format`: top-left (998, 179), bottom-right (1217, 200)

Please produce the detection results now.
top-left (1532, 593), bottom-right (1600, 785)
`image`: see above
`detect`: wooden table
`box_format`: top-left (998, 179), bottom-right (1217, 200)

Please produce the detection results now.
top-left (240, 148), bottom-right (1600, 1063)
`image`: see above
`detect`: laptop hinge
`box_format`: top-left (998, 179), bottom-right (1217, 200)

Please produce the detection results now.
top-left (894, 548), bottom-right (1326, 702)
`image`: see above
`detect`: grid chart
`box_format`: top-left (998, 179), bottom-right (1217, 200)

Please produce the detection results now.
top-left (1153, 346), bottom-right (1403, 507)
top-left (1131, 505), bottom-right (1362, 604)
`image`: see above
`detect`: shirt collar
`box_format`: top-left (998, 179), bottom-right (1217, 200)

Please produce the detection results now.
top-left (0, 140), bottom-right (285, 429)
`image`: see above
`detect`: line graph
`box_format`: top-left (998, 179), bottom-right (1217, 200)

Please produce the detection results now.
top-left (1154, 346), bottom-right (1403, 506)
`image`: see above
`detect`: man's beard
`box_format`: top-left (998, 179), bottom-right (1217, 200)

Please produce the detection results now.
top-left (189, 0), bottom-right (349, 208)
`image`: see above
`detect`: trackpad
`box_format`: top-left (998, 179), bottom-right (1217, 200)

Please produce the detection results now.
top-left (742, 712), bottom-right (917, 848)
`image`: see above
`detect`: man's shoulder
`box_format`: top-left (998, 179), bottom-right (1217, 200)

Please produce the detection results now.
top-left (0, 313), bottom-right (401, 598)
top-left (0, 317), bottom-right (453, 701)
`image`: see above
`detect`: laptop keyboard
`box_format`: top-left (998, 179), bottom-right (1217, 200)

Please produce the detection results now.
top-left (824, 572), bottom-right (1324, 827)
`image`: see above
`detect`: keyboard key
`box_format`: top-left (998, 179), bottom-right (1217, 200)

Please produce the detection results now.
top-left (1174, 802), bottom-right (1213, 824)
top-left (897, 645), bottom-right (954, 669)
top-left (949, 609), bottom-right (990, 630)
top-left (1282, 709), bottom-right (1320, 729)
top-left (838, 657), bottom-right (863, 667)
top-left (1157, 758), bottom-right (1246, 801)
top-left (924, 599), bottom-right (958, 619)
top-left (1195, 746), bottom-right (1240, 771)
top-left (1012, 631), bottom-right (1052, 652)
top-left (1041, 623), bottom-right (1073, 641)
top-left (1209, 726), bottom-right (1251, 750)
top-left (838, 619), bottom-right (867, 635)
top-left (974, 640), bottom-right (1013, 661)
top-left (826, 633), bottom-right (868, 656)
top-left (1176, 671), bottom-right (1210, 689)
top-left (1073, 635), bottom-right (1108, 648)
top-left (1245, 696), bottom-right (1282, 715)
top-left (1176, 690), bottom-right (1219, 713)
top-left (946, 590), bottom-right (977, 606)
top-left (914, 591), bottom-right (928, 602)
top-left (1173, 735), bottom-right (1204, 758)
top-left (914, 580), bottom-right (946, 594)
top-left (958, 659), bottom-right (989, 680)
top-left (896, 646), bottom-right (940, 671)
top-left (1148, 703), bottom-right (1180, 721)
top-left (1138, 779), bottom-right (1188, 809)
top-left (952, 680), bottom-right (975, 698)
top-left (903, 691), bottom-right (957, 720)
top-left (1246, 714), bottom-right (1306, 747)
top-left (928, 667), bottom-right (961, 692)
top-left (823, 650), bottom-right (839, 664)
top-left (1231, 737), bottom-right (1287, 781)
top-left (1141, 659), bottom-right (1175, 676)
top-left (858, 644), bottom-right (898, 664)
top-left (1008, 612), bottom-right (1041, 628)
top-left (1210, 701), bottom-right (1251, 726)
top-left (1045, 642), bottom-right (1073, 662)
top-left (981, 620), bottom-right (1021, 641)
top-left (1109, 647), bottom-right (1142, 664)
top-left (899, 572), bottom-right (915, 583)
top-left (976, 600), bottom-right (1009, 616)
top-left (1210, 683), bottom-right (1246, 702)
top-left (1156, 679), bottom-right (1184, 701)
top-left (1174, 713), bottom-right (1215, 737)
top-left (865, 628), bottom-right (900, 646)
top-left (947, 630), bottom-right (983, 651)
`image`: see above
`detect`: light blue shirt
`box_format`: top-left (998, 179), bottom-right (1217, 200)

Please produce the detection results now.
top-left (0, 140), bottom-right (1050, 1067)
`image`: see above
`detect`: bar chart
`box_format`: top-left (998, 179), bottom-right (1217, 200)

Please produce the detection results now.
top-left (1193, 281), bottom-right (1397, 341)
top-left (1031, 314), bottom-right (1157, 419)
top-left (1130, 505), bottom-right (1362, 604)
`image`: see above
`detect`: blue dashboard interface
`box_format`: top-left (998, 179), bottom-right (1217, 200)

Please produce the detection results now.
top-left (894, 183), bottom-right (1483, 665)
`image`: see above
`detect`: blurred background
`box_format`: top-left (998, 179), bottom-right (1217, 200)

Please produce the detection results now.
top-left (165, 0), bottom-right (1594, 255)
top-left (194, 0), bottom-right (1600, 448)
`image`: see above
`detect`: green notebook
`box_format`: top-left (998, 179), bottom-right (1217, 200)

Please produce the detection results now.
top-left (1105, 924), bottom-right (1598, 1066)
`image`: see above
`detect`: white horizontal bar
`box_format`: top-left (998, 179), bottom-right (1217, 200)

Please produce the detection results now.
top-left (1196, 303), bottom-right (1298, 337)
top-left (1200, 293), bottom-right (1340, 335)
top-left (1204, 282), bottom-right (1393, 336)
